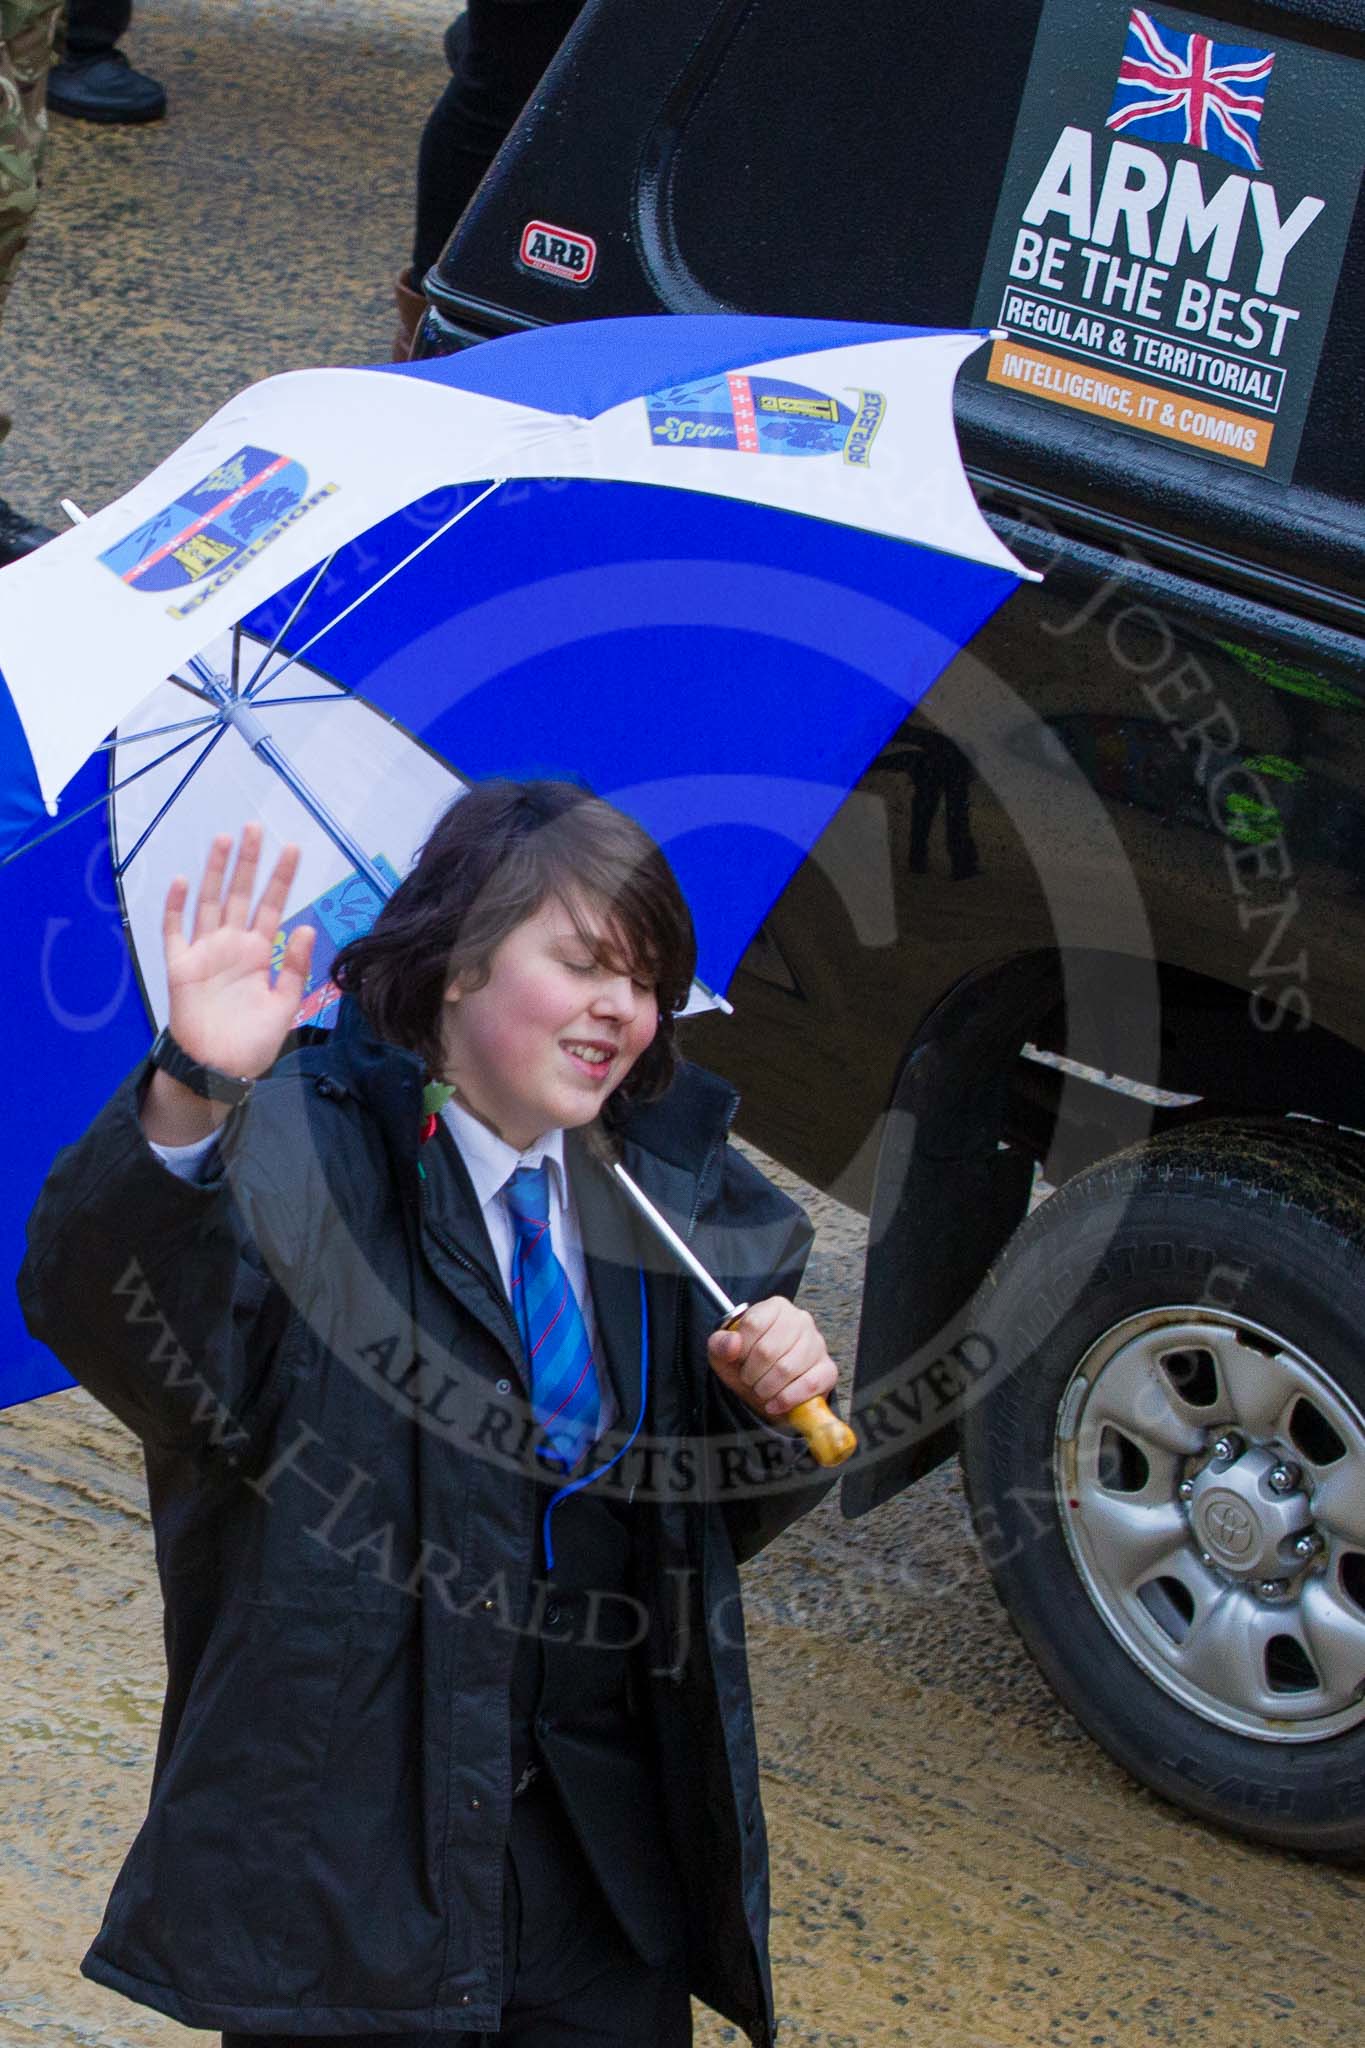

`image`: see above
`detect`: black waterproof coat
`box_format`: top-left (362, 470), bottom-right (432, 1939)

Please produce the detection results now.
top-left (19, 1000), bottom-right (832, 2041)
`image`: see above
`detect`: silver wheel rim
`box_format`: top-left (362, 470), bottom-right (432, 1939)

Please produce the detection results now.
top-left (1055, 1306), bottom-right (1365, 1742)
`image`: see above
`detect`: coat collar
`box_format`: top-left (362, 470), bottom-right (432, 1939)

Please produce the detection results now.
top-left (414, 1116), bottom-right (650, 1419)
top-left (301, 996), bottom-right (740, 1185)
top-left (291, 998), bottom-right (741, 1418)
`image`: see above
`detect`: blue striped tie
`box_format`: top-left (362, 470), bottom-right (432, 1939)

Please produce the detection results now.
top-left (503, 1164), bottom-right (601, 1472)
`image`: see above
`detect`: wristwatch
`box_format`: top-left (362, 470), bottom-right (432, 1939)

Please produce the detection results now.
top-left (150, 1025), bottom-right (256, 1108)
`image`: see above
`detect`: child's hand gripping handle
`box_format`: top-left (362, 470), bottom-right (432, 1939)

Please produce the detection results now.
top-left (719, 1305), bottom-right (858, 1469)
top-left (598, 1156), bottom-right (858, 1469)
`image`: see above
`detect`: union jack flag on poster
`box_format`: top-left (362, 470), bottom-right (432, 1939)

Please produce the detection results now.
top-left (1106, 9), bottom-right (1275, 171)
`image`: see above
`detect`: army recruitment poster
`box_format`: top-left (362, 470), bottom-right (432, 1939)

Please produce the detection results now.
top-left (969, 2), bottom-right (1363, 480)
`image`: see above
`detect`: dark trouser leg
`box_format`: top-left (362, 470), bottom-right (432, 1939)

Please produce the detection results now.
top-left (62, 0), bottom-right (131, 59)
top-left (49, 0), bottom-right (162, 125)
top-left (495, 1783), bottom-right (692, 2047)
top-left (495, 1950), bottom-right (691, 2045)
top-left (943, 757), bottom-right (980, 879)
top-left (222, 2036), bottom-right (451, 2046)
top-left (411, 0), bottom-right (585, 281)
top-left (907, 755), bottom-right (943, 872)
top-left (221, 1777), bottom-right (689, 2048)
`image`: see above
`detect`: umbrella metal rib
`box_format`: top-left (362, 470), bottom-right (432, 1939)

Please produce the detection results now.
top-left (114, 722), bottom-right (231, 880)
top-left (0, 721), bottom-right (223, 870)
top-left (172, 654), bottom-right (394, 901)
top-left (244, 692), bottom-right (354, 710)
top-left (164, 669), bottom-right (217, 705)
top-left (95, 713), bottom-right (221, 751)
top-left (240, 479), bottom-right (506, 708)
top-left (237, 552), bottom-right (339, 702)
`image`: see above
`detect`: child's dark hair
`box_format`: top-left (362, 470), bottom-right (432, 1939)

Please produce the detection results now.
top-left (332, 780), bottom-right (697, 1120)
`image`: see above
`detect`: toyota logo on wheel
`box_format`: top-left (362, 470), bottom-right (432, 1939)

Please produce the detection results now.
top-left (1204, 1497), bottom-right (1256, 1556)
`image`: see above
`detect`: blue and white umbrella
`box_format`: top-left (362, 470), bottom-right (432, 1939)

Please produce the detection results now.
top-left (0, 313), bottom-right (1036, 1406)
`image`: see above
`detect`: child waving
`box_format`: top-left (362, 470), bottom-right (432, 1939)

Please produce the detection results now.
top-left (21, 779), bottom-right (839, 2048)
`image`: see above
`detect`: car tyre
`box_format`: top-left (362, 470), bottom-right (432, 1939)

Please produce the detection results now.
top-left (961, 1118), bottom-right (1365, 1858)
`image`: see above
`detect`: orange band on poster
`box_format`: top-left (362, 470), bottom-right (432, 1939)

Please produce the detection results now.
top-left (987, 339), bottom-right (1274, 469)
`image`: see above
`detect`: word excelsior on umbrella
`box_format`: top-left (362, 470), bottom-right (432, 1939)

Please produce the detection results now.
top-left (0, 313), bottom-right (1037, 1414)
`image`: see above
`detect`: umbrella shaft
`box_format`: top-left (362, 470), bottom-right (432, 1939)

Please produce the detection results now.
top-left (608, 1161), bottom-right (738, 1320)
top-left (253, 735), bottom-right (393, 901)
top-left (191, 661), bottom-right (395, 903)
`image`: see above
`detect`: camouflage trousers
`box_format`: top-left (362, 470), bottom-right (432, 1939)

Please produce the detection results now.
top-left (1, 0), bottom-right (63, 445)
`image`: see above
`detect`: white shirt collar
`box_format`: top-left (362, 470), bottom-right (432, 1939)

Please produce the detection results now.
top-left (441, 1096), bottom-right (568, 1216)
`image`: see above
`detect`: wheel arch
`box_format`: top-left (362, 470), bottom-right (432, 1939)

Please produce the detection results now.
top-left (842, 946), bottom-right (1365, 1520)
top-left (841, 950), bottom-right (1056, 1520)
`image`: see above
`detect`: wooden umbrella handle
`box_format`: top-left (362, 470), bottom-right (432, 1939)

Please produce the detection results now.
top-left (785, 1395), bottom-right (858, 1468)
top-left (721, 1306), bottom-right (858, 1469)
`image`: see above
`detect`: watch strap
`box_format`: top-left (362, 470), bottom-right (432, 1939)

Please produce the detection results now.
top-left (150, 1025), bottom-right (256, 1108)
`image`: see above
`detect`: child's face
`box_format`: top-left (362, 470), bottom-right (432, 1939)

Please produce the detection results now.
top-left (439, 892), bottom-right (659, 1149)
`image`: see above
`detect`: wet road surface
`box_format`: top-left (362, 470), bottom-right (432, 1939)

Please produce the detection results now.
top-left (3, 4), bottom-right (1365, 2043)
top-left (6, 1152), bottom-right (1365, 2048)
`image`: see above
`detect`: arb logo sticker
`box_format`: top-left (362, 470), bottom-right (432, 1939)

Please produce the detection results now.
top-left (519, 221), bottom-right (597, 284)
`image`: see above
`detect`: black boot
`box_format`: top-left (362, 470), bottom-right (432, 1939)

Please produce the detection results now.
top-left (0, 499), bottom-right (57, 566)
top-left (47, 50), bottom-right (166, 125)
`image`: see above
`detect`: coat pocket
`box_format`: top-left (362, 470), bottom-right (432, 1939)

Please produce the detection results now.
top-left (283, 1602), bottom-right (452, 2006)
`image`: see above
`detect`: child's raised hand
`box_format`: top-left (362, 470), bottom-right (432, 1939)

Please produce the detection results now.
top-left (707, 1296), bottom-right (837, 1421)
top-left (162, 825), bottom-right (316, 1084)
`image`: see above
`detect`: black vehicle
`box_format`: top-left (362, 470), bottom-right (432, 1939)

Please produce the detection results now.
top-left (412, 0), bottom-right (1365, 1857)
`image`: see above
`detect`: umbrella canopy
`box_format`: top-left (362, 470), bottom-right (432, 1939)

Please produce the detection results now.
top-left (0, 313), bottom-right (1036, 1406)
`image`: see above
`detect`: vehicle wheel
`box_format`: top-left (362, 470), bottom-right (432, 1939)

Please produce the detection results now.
top-left (960, 1119), bottom-right (1365, 1857)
